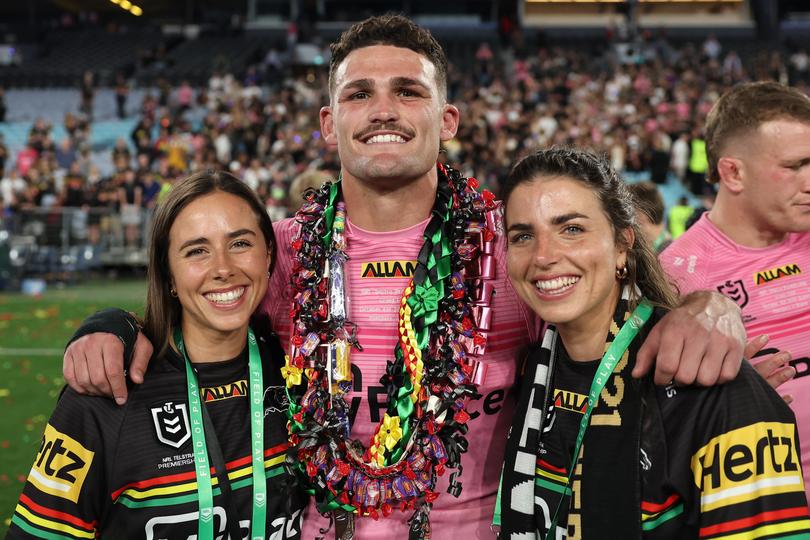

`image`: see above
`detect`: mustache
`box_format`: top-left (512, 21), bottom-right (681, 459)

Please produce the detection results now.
top-left (353, 122), bottom-right (415, 140)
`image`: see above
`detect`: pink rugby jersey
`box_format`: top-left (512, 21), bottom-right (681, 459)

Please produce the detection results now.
top-left (660, 212), bottom-right (810, 500)
top-left (264, 213), bottom-right (538, 539)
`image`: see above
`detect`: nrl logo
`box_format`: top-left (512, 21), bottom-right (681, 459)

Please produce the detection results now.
top-left (716, 279), bottom-right (749, 309)
top-left (151, 402), bottom-right (191, 449)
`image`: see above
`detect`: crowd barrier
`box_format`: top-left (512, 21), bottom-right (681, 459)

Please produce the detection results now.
top-left (0, 207), bottom-right (152, 288)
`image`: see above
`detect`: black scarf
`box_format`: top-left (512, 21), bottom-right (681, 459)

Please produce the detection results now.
top-left (498, 288), bottom-right (652, 539)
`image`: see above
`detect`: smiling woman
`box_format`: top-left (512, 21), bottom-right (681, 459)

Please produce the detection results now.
top-left (495, 148), bottom-right (809, 540)
top-left (6, 171), bottom-right (305, 540)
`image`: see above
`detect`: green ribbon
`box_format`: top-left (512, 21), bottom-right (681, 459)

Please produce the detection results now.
top-left (321, 180), bottom-right (341, 248)
top-left (411, 285), bottom-right (440, 324)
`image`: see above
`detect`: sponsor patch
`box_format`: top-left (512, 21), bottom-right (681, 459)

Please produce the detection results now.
top-left (553, 389), bottom-right (588, 414)
top-left (201, 379), bottom-right (248, 402)
top-left (754, 263), bottom-right (801, 285)
top-left (360, 260), bottom-right (416, 278)
top-left (151, 402), bottom-right (191, 449)
top-left (28, 424), bottom-right (94, 503)
top-left (691, 422), bottom-right (803, 512)
top-left (717, 279), bottom-right (749, 308)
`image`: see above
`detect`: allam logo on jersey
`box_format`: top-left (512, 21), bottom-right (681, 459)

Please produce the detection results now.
top-left (553, 389), bottom-right (588, 414)
top-left (717, 279), bottom-right (749, 308)
top-left (360, 260), bottom-right (417, 278)
top-left (28, 423), bottom-right (94, 503)
top-left (202, 379), bottom-right (248, 402)
top-left (754, 263), bottom-right (801, 285)
top-left (151, 402), bottom-right (191, 449)
top-left (691, 422), bottom-right (803, 513)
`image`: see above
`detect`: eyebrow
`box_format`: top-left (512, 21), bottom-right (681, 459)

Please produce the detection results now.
top-left (781, 156), bottom-right (810, 167)
top-left (551, 212), bottom-right (589, 225)
top-left (178, 229), bottom-right (257, 251)
top-left (506, 223), bottom-right (532, 233)
top-left (341, 78), bottom-right (374, 93)
top-left (391, 77), bottom-right (431, 92)
top-left (341, 77), bottom-right (430, 94)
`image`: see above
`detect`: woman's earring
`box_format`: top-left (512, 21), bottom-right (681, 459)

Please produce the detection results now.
top-left (615, 266), bottom-right (628, 280)
top-left (170, 287), bottom-right (178, 297)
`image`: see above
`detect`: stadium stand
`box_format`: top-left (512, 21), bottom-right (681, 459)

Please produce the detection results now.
top-left (0, 1), bottom-right (809, 290)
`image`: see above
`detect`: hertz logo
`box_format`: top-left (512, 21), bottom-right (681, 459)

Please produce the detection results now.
top-left (202, 379), bottom-right (248, 402)
top-left (360, 260), bottom-right (417, 278)
top-left (691, 422), bottom-right (803, 512)
top-left (754, 264), bottom-right (801, 285)
top-left (28, 424), bottom-right (94, 502)
top-left (553, 389), bottom-right (588, 414)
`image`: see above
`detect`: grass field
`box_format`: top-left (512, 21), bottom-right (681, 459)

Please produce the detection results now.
top-left (0, 278), bottom-right (146, 535)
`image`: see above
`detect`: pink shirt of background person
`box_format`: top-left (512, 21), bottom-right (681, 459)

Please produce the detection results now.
top-left (265, 214), bottom-right (538, 539)
top-left (661, 213), bottom-right (810, 500)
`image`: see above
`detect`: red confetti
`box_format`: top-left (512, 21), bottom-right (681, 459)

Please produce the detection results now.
top-left (381, 502), bottom-right (393, 517)
top-left (483, 228), bottom-right (495, 242)
top-left (482, 189), bottom-right (495, 202)
top-left (339, 492), bottom-right (350, 505)
top-left (292, 335), bottom-right (304, 347)
top-left (403, 466), bottom-right (416, 480)
top-left (425, 419), bottom-right (436, 435)
top-left (292, 239), bottom-right (303, 251)
top-left (435, 463), bottom-right (445, 476)
top-left (336, 460), bottom-right (350, 476)
top-left (461, 317), bottom-right (473, 331)
top-left (424, 490), bottom-right (439, 503)
top-left (467, 177), bottom-right (479, 189)
top-left (306, 462), bottom-right (318, 478)
top-left (368, 507), bottom-right (379, 520)
top-left (473, 333), bottom-right (486, 346)
top-left (455, 409), bottom-right (471, 424)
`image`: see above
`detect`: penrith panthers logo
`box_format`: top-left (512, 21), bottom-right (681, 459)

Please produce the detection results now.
top-left (716, 279), bottom-right (749, 309)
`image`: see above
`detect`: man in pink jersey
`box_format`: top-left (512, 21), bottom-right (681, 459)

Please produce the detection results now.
top-left (661, 81), bottom-right (810, 500)
top-left (64, 16), bottom-right (759, 539)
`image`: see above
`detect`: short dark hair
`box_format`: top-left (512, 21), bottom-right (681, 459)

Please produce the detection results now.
top-left (628, 182), bottom-right (665, 225)
top-left (143, 170), bottom-right (276, 359)
top-left (705, 81), bottom-right (810, 183)
top-left (328, 14), bottom-right (448, 99)
top-left (502, 147), bottom-right (678, 310)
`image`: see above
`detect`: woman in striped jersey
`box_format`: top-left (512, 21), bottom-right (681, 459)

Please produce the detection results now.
top-left (7, 171), bottom-right (305, 540)
top-left (496, 147), bottom-right (808, 540)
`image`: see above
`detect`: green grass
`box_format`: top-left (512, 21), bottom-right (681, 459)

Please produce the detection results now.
top-left (0, 279), bottom-right (146, 535)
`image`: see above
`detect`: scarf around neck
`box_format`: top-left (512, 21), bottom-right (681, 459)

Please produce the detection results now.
top-left (497, 287), bottom-right (653, 539)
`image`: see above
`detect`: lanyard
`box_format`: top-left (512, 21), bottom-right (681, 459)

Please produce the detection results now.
top-left (544, 300), bottom-right (653, 540)
top-left (175, 328), bottom-right (267, 540)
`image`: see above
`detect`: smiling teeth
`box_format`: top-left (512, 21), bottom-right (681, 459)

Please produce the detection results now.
top-left (535, 277), bottom-right (579, 291)
top-left (366, 134), bottom-right (406, 144)
top-left (205, 287), bottom-right (245, 303)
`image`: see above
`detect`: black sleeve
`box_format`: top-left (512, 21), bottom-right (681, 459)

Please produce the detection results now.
top-left (66, 308), bottom-right (140, 368)
top-left (5, 390), bottom-right (119, 539)
top-left (658, 362), bottom-right (809, 536)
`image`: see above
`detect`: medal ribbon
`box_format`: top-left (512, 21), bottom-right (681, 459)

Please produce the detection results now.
top-left (176, 327), bottom-right (266, 540)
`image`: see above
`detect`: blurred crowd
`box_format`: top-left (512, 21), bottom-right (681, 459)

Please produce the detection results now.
top-left (1, 30), bottom-right (809, 249)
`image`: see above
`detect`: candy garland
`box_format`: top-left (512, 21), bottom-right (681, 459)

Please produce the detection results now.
top-left (284, 164), bottom-right (498, 539)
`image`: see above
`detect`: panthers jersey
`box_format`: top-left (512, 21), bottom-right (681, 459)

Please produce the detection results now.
top-left (7, 332), bottom-right (305, 540)
top-left (538, 348), bottom-right (809, 539)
